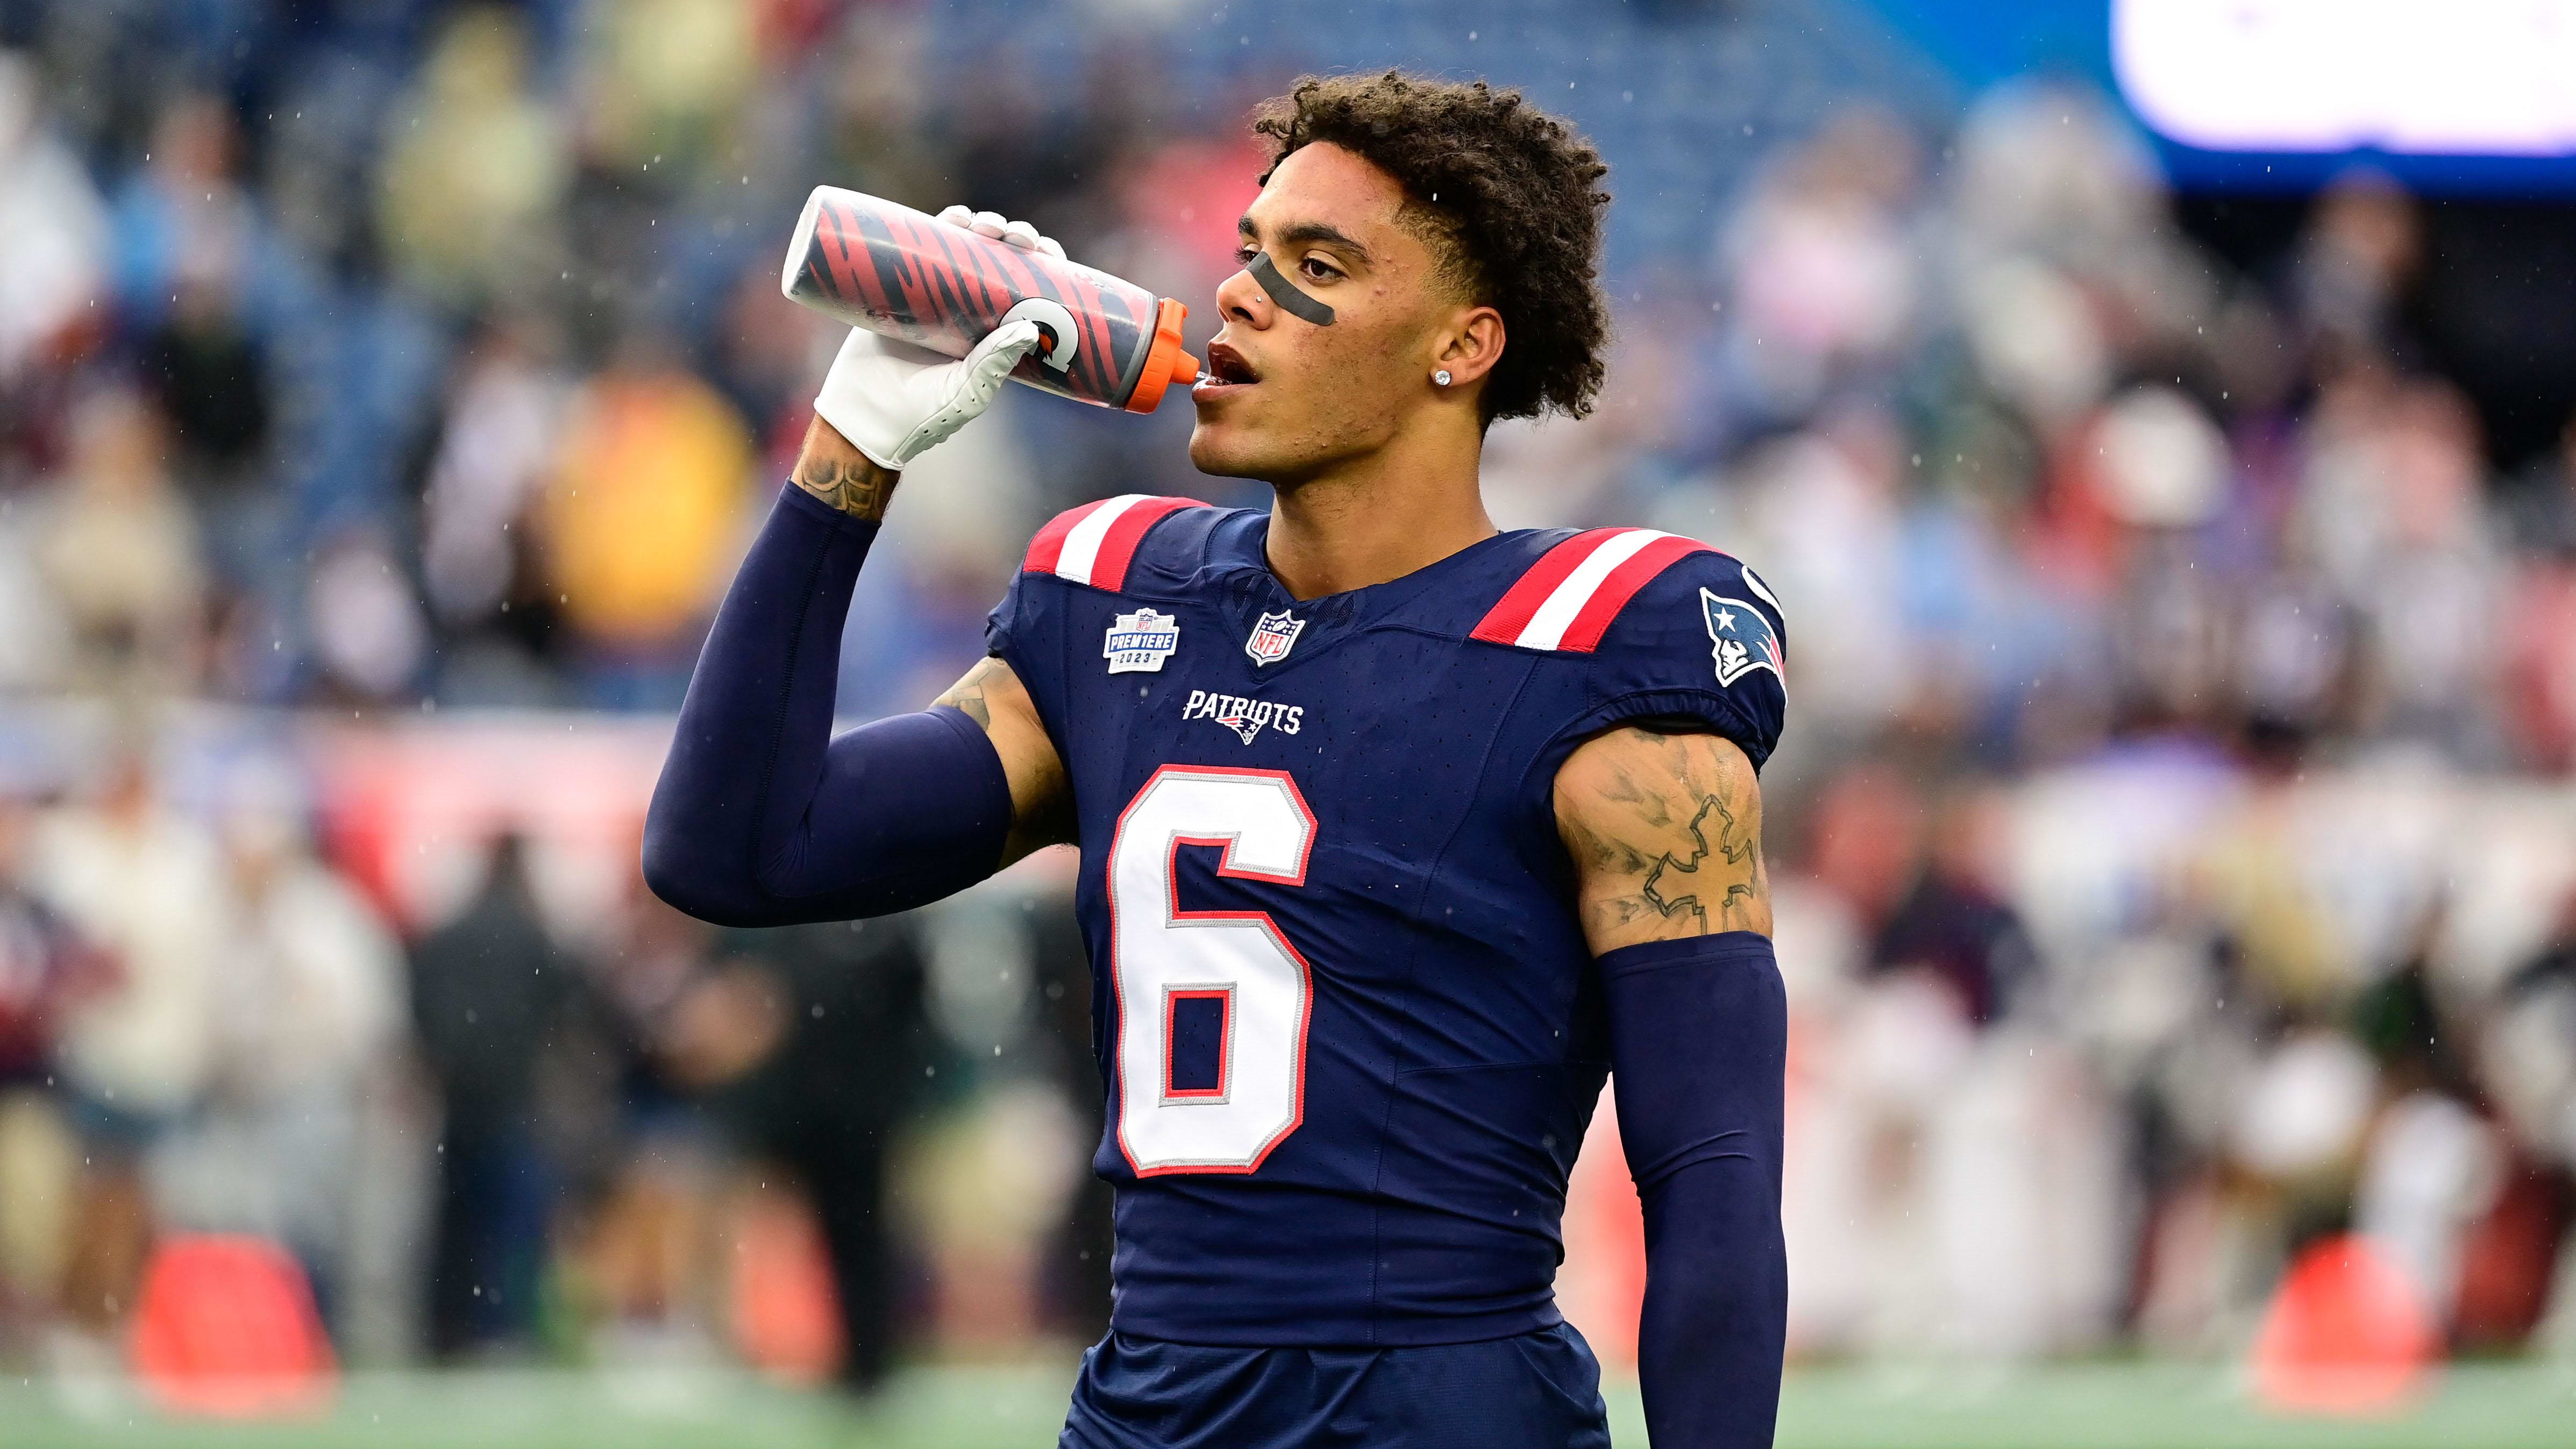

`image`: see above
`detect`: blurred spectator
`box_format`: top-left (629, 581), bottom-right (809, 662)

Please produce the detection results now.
top-left (1023, 884), bottom-right (1114, 1344)
top-left (0, 792), bottom-right (78, 1093)
top-left (27, 746), bottom-right (227, 1353)
top-left (579, 0), bottom-right (759, 180)
top-left (409, 834), bottom-right (577, 1359)
top-left (2473, 927), bottom-right (2576, 1340)
top-left (184, 768), bottom-right (402, 1327)
top-left (1788, 763), bottom-right (2118, 1355)
top-left (2486, 896), bottom-right (2576, 1173)
top-left (1871, 784), bottom-right (2036, 1027)
top-left (1947, 82), bottom-right (2213, 446)
top-left (303, 530), bottom-right (431, 704)
top-left (540, 338), bottom-right (754, 707)
top-left (2357, 1089), bottom-right (2501, 1331)
top-left (0, 791), bottom-right (88, 1340)
top-left (571, 878), bottom-right (725, 1361)
top-left (2499, 552), bottom-right (2576, 773)
top-left (378, 8), bottom-right (570, 310)
top-left (698, 918), bottom-right (935, 1393)
top-left (0, 488), bottom-right (72, 692)
top-left (2088, 389), bottom-right (2235, 737)
top-left (2288, 170), bottom-right (2427, 377)
top-left (2231, 567), bottom-right (2362, 756)
top-left (117, 96), bottom-right (269, 493)
top-left (1713, 105), bottom-right (1922, 429)
top-left (0, 49), bottom-right (106, 474)
top-left (102, 84), bottom-right (352, 666)
top-left (1724, 413), bottom-right (1911, 738)
top-left (2496, 410), bottom-right (2576, 770)
top-left (420, 317), bottom-right (575, 704)
top-left (32, 388), bottom-right (203, 699)
top-left (2296, 379), bottom-right (2504, 757)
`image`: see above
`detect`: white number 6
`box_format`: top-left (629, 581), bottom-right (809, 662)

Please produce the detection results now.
top-left (1107, 766), bottom-right (1316, 1176)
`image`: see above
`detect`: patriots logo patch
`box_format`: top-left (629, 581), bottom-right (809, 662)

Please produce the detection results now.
top-left (1701, 588), bottom-right (1783, 690)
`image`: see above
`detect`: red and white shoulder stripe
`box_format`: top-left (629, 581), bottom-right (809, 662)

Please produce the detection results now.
top-left (1022, 494), bottom-right (1207, 592)
top-left (1469, 527), bottom-right (1716, 653)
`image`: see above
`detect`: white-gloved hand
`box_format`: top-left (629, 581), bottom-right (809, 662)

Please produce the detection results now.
top-left (810, 207), bottom-right (1067, 471)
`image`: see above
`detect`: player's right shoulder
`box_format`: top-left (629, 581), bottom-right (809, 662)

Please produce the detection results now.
top-left (1020, 493), bottom-right (1226, 594)
top-left (991, 495), bottom-right (1238, 671)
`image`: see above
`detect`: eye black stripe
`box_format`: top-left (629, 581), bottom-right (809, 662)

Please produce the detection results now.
top-left (1247, 251), bottom-right (1337, 326)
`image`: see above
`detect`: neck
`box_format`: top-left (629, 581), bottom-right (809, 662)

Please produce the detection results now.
top-left (1262, 408), bottom-right (1495, 599)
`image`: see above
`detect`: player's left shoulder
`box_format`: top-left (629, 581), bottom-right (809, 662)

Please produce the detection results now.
top-left (1467, 525), bottom-right (1784, 674)
top-left (1468, 525), bottom-right (1788, 770)
top-left (1599, 543), bottom-right (1787, 693)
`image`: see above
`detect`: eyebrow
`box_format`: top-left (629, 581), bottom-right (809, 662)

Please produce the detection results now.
top-left (1237, 214), bottom-right (1374, 265)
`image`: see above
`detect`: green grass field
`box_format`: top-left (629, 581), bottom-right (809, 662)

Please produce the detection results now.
top-left (2, 1361), bottom-right (2570, 1448)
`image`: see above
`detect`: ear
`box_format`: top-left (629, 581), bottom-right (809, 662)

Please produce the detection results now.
top-left (1433, 304), bottom-right (1506, 388)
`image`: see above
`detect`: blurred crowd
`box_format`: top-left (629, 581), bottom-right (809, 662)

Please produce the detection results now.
top-left (0, 726), bottom-right (1118, 1390)
top-left (0, 0), bottom-right (2572, 1389)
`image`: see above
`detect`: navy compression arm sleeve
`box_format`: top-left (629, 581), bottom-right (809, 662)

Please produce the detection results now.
top-left (642, 484), bottom-right (1015, 926)
top-left (1603, 931), bottom-right (1788, 1449)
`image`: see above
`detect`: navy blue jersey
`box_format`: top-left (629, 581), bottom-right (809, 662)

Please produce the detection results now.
top-left (986, 496), bottom-right (1788, 1348)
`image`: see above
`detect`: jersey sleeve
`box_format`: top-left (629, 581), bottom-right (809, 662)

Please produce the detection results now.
top-left (983, 553), bottom-right (1072, 754)
top-left (981, 558), bottom-right (1043, 667)
top-left (985, 493), bottom-right (1215, 758)
top-left (1573, 551), bottom-right (1788, 771)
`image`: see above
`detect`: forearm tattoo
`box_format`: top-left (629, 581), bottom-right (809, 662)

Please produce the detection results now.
top-left (793, 449), bottom-right (899, 521)
top-left (1558, 727), bottom-right (1770, 945)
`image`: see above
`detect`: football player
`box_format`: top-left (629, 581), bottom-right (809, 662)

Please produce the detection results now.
top-left (648, 70), bottom-right (1787, 1448)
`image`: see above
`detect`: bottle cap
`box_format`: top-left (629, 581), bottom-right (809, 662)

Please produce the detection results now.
top-left (1126, 297), bottom-right (1199, 413)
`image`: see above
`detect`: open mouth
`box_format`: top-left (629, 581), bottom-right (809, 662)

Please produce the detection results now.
top-left (1195, 342), bottom-right (1259, 394)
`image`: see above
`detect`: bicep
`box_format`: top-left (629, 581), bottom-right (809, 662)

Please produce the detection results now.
top-left (931, 655), bottom-right (1073, 864)
top-left (1552, 726), bottom-right (1771, 955)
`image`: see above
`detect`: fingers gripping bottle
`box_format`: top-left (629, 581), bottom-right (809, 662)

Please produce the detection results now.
top-left (782, 186), bottom-right (1200, 413)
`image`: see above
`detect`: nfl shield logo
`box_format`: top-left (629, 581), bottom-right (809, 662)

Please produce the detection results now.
top-left (1244, 610), bottom-right (1305, 667)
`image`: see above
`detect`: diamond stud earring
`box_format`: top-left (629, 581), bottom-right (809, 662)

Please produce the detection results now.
top-left (1433, 368), bottom-right (1452, 386)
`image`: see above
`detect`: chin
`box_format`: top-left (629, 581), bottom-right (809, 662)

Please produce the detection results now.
top-left (1187, 418), bottom-right (1273, 480)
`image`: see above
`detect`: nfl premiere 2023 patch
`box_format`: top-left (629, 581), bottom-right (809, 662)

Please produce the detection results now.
top-left (1244, 610), bottom-right (1305, 667)
top-left (1105, 607), bottom-right (1182, 673)
top-left (1701, 588), bottom-right (1783, 689)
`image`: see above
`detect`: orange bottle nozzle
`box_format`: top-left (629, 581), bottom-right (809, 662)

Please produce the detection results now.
top-left (1127, 297), bottom-right (1197, 413)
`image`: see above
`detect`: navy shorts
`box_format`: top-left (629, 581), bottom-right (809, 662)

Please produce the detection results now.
top-left (1058, 1322), bottom-right (1612, 1449)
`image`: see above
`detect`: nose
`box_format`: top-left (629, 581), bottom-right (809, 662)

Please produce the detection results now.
top-left (1215, 263), bottom-right (1266, 328)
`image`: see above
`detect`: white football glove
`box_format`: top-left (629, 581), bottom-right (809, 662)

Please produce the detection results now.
top-left (811, 207), bottom-right (1069, 471)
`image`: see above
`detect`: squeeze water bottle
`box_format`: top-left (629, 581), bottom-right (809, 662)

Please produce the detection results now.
top-left (780, 186), bottom-right (1200, 413)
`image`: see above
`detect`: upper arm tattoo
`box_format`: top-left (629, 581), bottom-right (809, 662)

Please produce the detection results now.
top-left (930, 655), bottom-right (1009, 731)
top-left (931, 654), bottom-right (1074, 860)
top-left (1555, 726), bottom-right (1771, 950)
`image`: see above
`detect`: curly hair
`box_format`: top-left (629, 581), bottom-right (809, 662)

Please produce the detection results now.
top-left (1250, 70), bottom-right (1612, 425)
